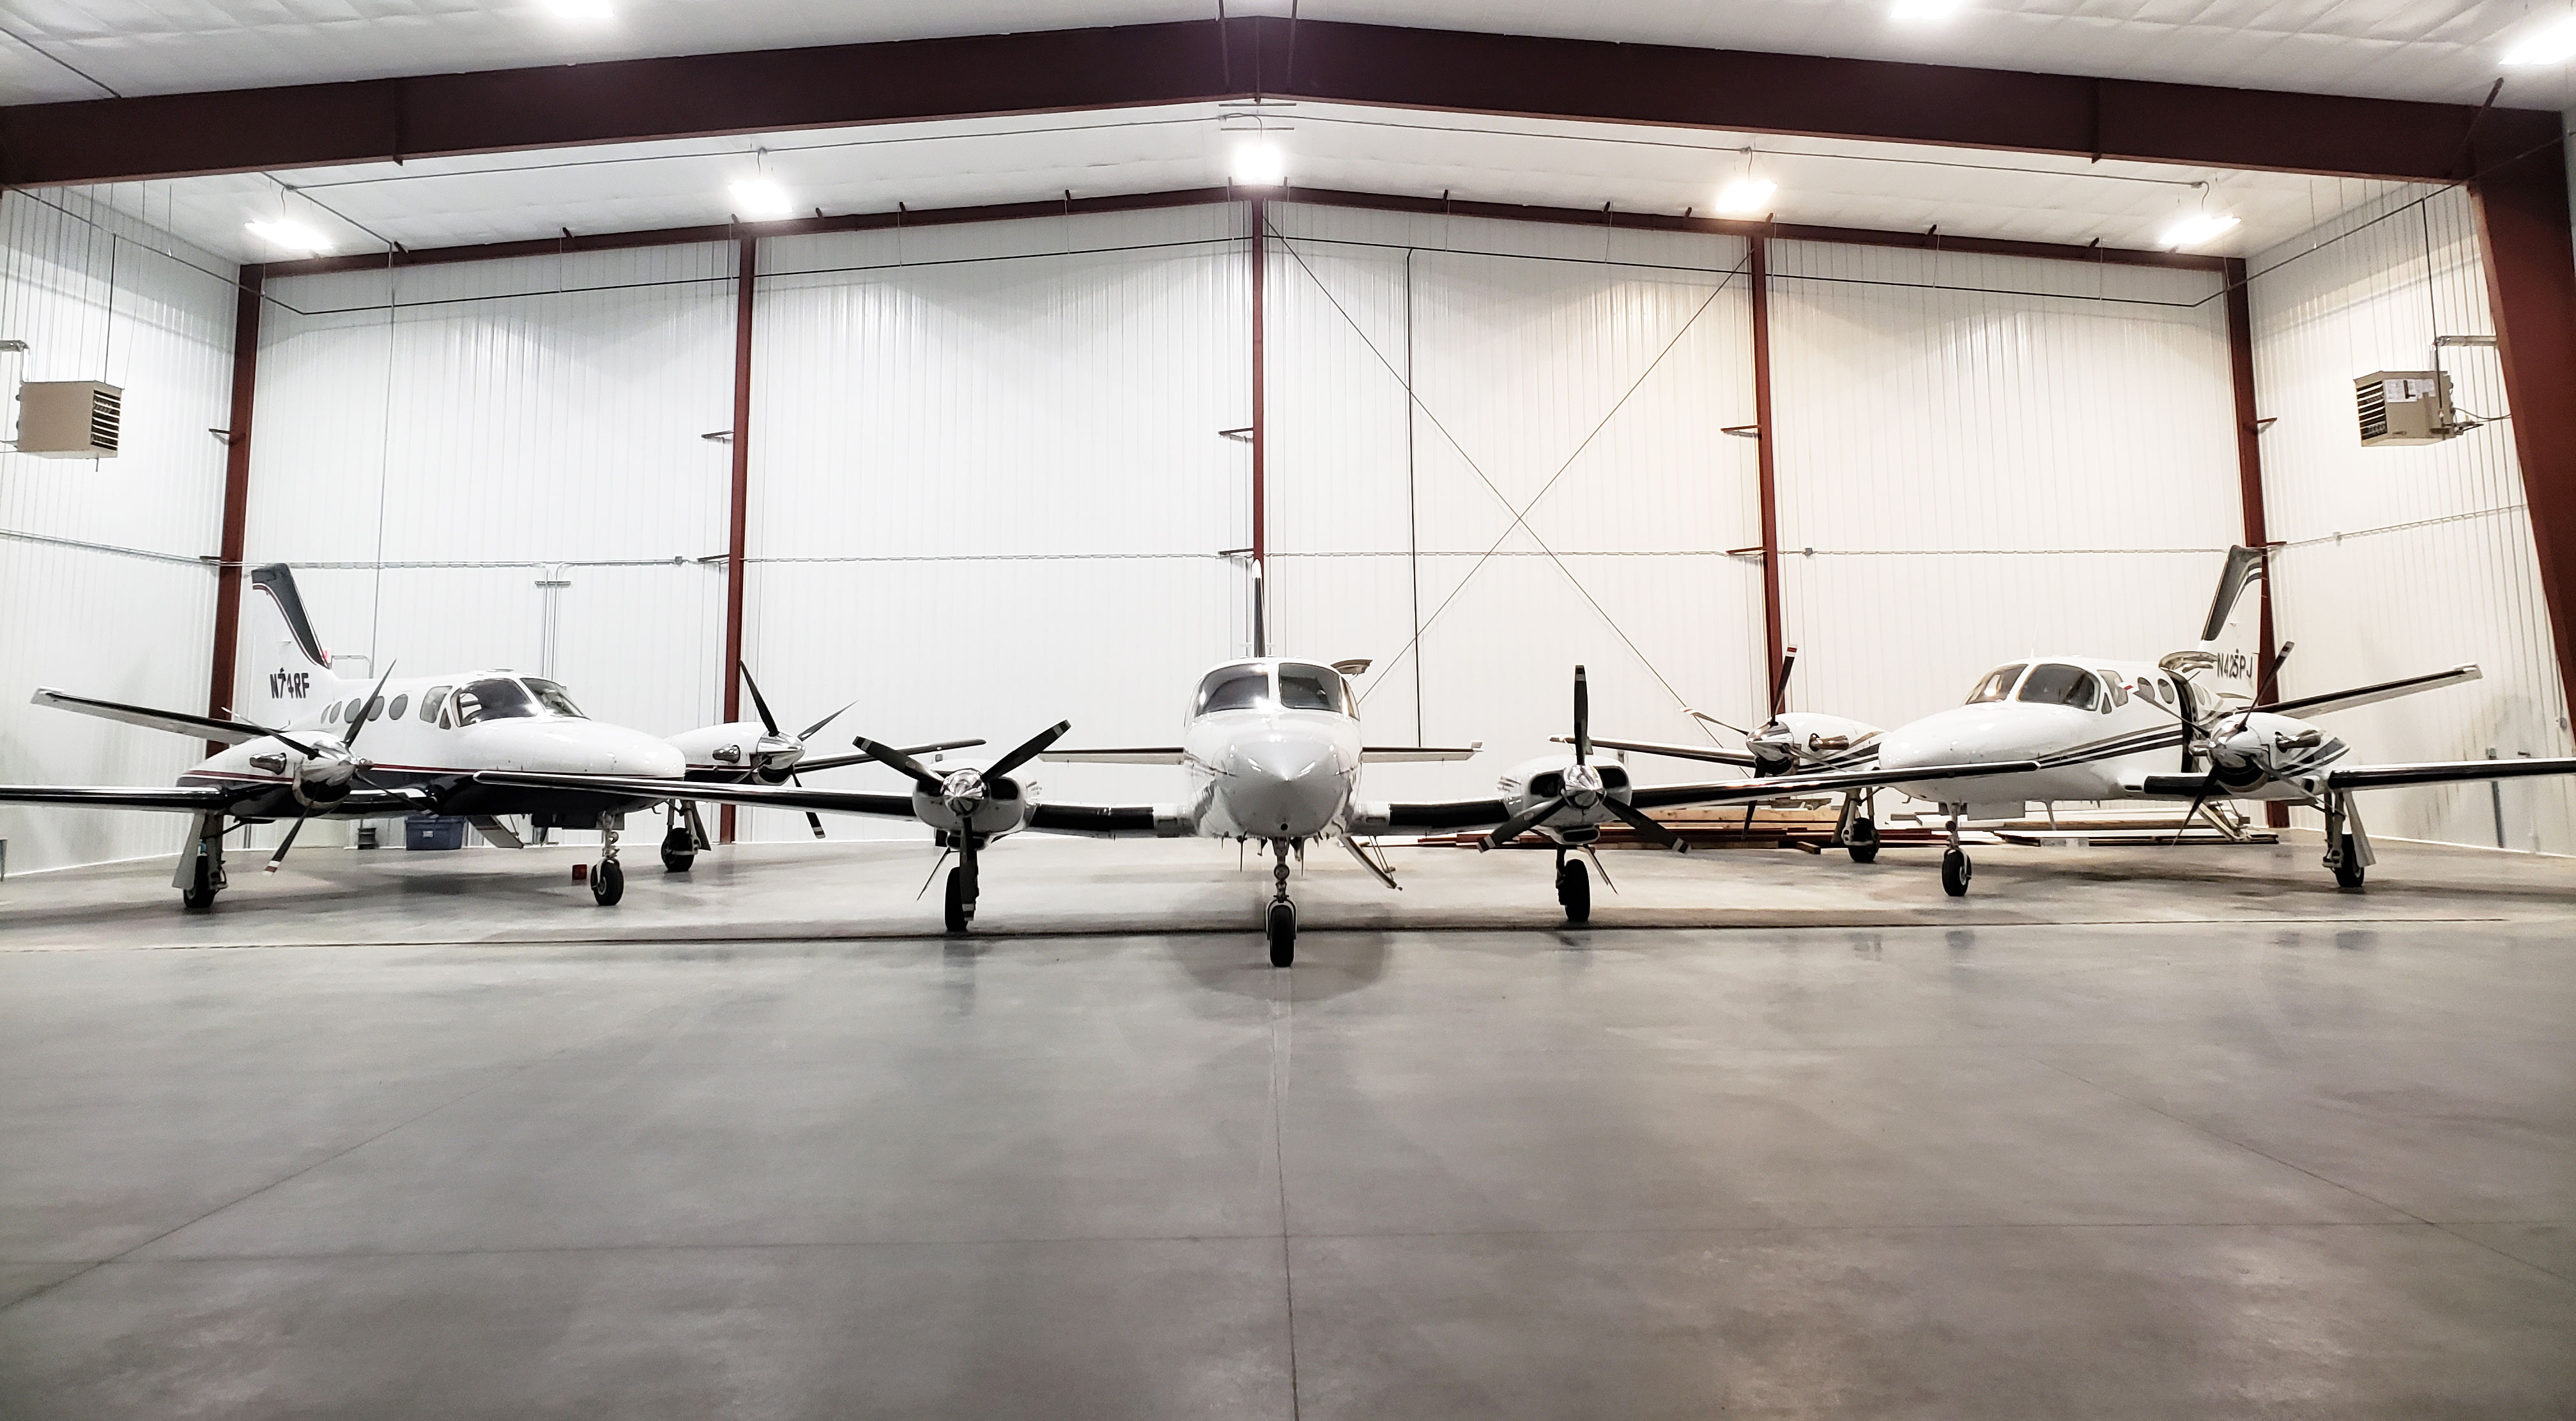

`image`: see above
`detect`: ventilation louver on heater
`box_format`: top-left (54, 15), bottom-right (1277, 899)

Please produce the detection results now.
top-left (12, 381), bottom-right (123, 458)
top-left (2352, 371), bottom-right (2460, 447)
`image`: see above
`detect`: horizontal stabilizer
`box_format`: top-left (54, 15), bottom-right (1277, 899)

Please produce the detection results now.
top-left (2269, 665), bottom-right (2480, 719)
top-left (33, 688), bottom-right (271, 745)
top-left (1361, 744), bottom-right (1482, 763)
top-left (1559, 734), bottom-right (1758, 768)
top-left (1038, 748), bottom-right (1186, 764)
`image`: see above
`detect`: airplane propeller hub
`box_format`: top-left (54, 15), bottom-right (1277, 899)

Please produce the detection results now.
top-left (1561, 763), bottom-right (1604, 806)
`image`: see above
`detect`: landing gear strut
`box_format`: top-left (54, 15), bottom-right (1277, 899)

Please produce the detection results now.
top-left (944, 836), bottom-right (980, 934)
top-left (592, 812), bottom-right (625, 906)
top-left (1940, 808), bottom-right (1972, 897)
top-left (1554, 847), bottom-right (1591, 924)
top-left (2321, 791), bottom-right (2373, 889)
top-left (1839, 790), bottom-right (1880, 864)
top-left (176, 812), bottom-right (227, 912)
top-left (1266, 838), bottom-right (1298, 967)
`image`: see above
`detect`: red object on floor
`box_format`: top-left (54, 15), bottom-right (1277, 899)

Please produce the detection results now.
top-left (571, 863), bottom-right (588, 883)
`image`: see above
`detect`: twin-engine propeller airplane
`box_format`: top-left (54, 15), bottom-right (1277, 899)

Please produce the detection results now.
top-left (1598, 546), bottom-right (2576, 897)
top-left (477, 658), bottom-right (2026, 964)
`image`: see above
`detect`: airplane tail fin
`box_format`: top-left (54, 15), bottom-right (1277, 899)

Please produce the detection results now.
top-left (243, 564), bottom-right (351, 718)
top-left (2164, 545), bottom-right (2266, 709)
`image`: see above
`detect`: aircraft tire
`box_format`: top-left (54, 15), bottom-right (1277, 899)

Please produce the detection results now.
top-left (591, 859), bottom-right (624, 906)
top-left (1558, 859), bottom-right (1591, 924)
top-left (1941, 847), bottom-right (1971, 897)
top-left (1846, 817), bottom-right (1880, 864)
top-left (660, 827), bottom-right (694, 873)
top-left (1267, 900), bottom-right (1296, 967)
top-left (179, 854), bottom-right (219, 913)
top-left (944, 867), bottom-right (971, 933)
top-left (2332, 837), bottom-right (2366, 890)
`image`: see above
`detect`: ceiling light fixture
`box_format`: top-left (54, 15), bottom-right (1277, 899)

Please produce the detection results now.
top-left (1715, 177), bottom-right (1776, 217)
top-left (543, 0), bottom-right (615, 19)
top-left (245, 219), bottom-right (330, 255)
top-left (730, 176), bottom-right (793, 221)
top-left (2501, 15), bottom-right (2576, 65)
top-left (1890, 0), bottom-right (1966, 20)
top-left (2160, 211), bottom-right (2241, 250)
top-left (1231, 139), bottom-right (1287, 188)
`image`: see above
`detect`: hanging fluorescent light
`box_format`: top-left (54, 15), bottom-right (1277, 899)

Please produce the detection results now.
top-left (2501, 16), bottom-right (2576, 66)
top-left (1715, 178), bottom-right (1777, 217)
top-left (544, 0), bottom-right (614, 19)
top-left (245, 219), bottom-right (330, 255)
top-left (1231, 140), bottom-right (1287, 188)
top-left (1891, 0), bottom-right (1966, 19)
top-left (2160, 211), bottom-right (2241, 249)
top-left (729, 176), bottom-right (795, 220)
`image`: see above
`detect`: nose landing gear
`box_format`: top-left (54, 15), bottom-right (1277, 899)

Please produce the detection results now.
top-left (592, 812), bottom-right (625, 905)
top-left (944, 841), bottom-right (980, 934)
top-left (1554, 847), bottom-right (1591, 924)
top-left (1266, 838), bottom-right (1298, 966)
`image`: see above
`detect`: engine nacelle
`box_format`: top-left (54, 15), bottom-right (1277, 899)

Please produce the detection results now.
top-left (1494, 754), bottom-right (1634, 841)
top-left (1742, 712), bottom-right (1885, 774)
top-left (911, 769), bottom-right (1036, 838)
top-left (2207, 711), bottom-right (2349, 797)
top-left (668, 721), bottom-right (804, 780)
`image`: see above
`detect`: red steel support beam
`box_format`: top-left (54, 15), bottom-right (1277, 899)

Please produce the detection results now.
top-left (2469, 135), bottom-right (2576, 728)
top-left (1747, 236), bottom-right (1786, 713)
top-left (1249, 195), bottom-right (1268, 657)
top-left (3, 19), bottom-right (2553, 188)
top-left (719, 234), bottom-right (755, 845)
top-left (205, 266), bottom-right (262, 750)
top-left (2221, 256), bottom-right (2287, 828)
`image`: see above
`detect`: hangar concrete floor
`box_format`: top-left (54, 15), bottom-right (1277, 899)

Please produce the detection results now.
top-left (1, 833), bottom-right (2572, 1418)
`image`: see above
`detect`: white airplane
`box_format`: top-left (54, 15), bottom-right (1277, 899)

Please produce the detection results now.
top-left (1598, 547), bottom-right (2576, 896)
top-left (6, 564), bottom-right (693, 910)
top-left (477, 657), bottom-right (2025, 964)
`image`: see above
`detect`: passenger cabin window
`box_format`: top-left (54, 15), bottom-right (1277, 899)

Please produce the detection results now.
top-left (1276, 663), bottom-right (1349, 714)
top-left (2017, 663), bottom-right (2103, 711)
top-left (388, 693), bottom-right (409, 720)
top-left (1195, 667), bottom-right (1271, 716)
top-left (522, 678), bottom-right (588, 719)
top-left (450, 678), bottom-right (542, 726)
top-left (419, 686), bottom-right (450, 723)
top-left (2101, 673), bottom-right (2128, 709)
top-left (1966, 664), bottom-right (2027, 704)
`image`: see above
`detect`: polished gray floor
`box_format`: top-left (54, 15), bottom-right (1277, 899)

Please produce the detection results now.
top-left (2, 834), bottom-right (2572, 1418)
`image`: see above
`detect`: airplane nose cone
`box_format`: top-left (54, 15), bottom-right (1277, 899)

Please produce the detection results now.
top-left (1223, 735), bottom-right (1347, 837)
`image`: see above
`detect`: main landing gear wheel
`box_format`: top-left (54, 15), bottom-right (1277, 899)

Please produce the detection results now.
top-left (944, 867), bottom-right (974, 934)
top-left (591, 858), bottom-right (625, 905)
top-left (1940, 847), bottom-right (1972, 898)
top-left (2332, 835), bottom-right (2366, 889)
top-left (1267, 900), bottom-right (1298, 967)
top-left (1845, 816), bottom-right (1880, 864)
top-left (180, 853), bottom-right (220, 913)
top-left (1556, 856), bottom-right (1591, 924)
top-left (659, 826), bottom-right (695, 874)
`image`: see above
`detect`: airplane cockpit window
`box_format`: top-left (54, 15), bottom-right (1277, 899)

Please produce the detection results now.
top-left (522, 678), bottom-right (588, 719)
top-left (1276, 663), bottom-right (1349, 714)
top-left (1966, 664), bottom-right (2027, 704)
top-left (450, 678), bottom-right (542, 725)
top-left (419, 687), bottom-right (450, 723)
top-left (1195, 667), bottom-right (1272, 716)
top-left (2017, 663), bottom-right (2103, 710)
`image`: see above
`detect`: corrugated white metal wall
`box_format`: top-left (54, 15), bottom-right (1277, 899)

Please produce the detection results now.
top-left (249, 244), bottom-right (737, 847)
top-left (0, 188), bottom-right (236, 874)
top-left (1766, 243), bottom-right (2242, 734)
top-left (1264, 203), bottom-right (1763, 801)
top-left (744, 207), bottom-right (1248, 840)
top-left (2248, 185), bottom-right (2576, 854)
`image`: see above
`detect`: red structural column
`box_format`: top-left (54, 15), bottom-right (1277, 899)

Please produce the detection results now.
top-left (2220, 256), bottom-right (2287, 828)
top-left (719, 234), bottom-right (755, 844)
top-left (1747, 236), bottom-right (1785, 710)
top-left (1249, 195), bottom-right (1268, 656)
top-left (204, 265), bottom-right (263, 751)
top-left (2469, 137), bottom-right (2576, 725)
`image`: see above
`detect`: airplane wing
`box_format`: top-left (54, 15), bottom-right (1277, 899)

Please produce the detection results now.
top-left (1361, 744), bottom-right (1482, 763)
top-left (2266, 664), bottom-right (2481, 719)
top-left (1554, 734), bottom-right (1759, 769)
top-left (1036, 748), bottom-right (1186, 764)
top-left (2326, 757), bottom-right (2576, 792)
top-left (0, 782), bottom-right (427, 815)
top-left (471, 771), bottom-right (916, 818)
top-left (32, 688), bottom-right (272, 744)
top-left (1376, 760), bottom-right (2039, 832)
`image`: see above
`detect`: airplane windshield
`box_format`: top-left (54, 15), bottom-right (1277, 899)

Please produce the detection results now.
top-left (1276, 663), bottom-right (1349, 714)
top-left (2017, 663), bottom-right (2101, 710)
top-left (522, 678), bottom-right (588, 719)
top-left (450, 678), bottom-right (543, 725)
top-left (1195, 667), bottom-right (1272, 715)
top-left (1966, 664), bottom-right (2026, 704)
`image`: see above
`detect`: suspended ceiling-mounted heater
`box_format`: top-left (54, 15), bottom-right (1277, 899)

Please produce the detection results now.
top-left (13, 380), bottom-right (123, 458)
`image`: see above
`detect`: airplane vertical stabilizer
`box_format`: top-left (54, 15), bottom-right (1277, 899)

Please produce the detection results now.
top-left (2188, 544), bottom-right (2266, 704)
top-left (244, 564), bottom-right (350, 719)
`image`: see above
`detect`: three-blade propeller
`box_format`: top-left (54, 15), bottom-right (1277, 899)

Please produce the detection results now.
top-left (265, 661), bottom-right (397, 873)
top-left (1481, 666), bottom-right (1682, 852)
top-left (735, 663), bottom-right (855, 838)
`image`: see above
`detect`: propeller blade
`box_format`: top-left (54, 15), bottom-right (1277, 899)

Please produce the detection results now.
top-left (338, 662), bottom-right (398, 751)
top-left (788, 772), bottom-right (827, 838)
top-left (1479, 795), bottom-right (1567, 852)
top-left (852, 736), bottom-right (947, 793)
top-left (263, 815), bottom-right (307, 873)
top-left (2169, 774), bottom-right (2220, 847)
top-left (795, 739), bottom-right (990, 776)
top-left (738, 663), bottom-right (782, 737)
top-left (797, 701), bottom-right (854, 742)
top-left (898, 738), bottom-right (986, 757)
top-left (1573, 666), bottom-right (1590, 765)
top-left (1770, 645), bottom-right (1798, 718)
top-left (1683, 707), bottom-right (1752, 739)
top-left (985, 720), bottom-right (1073, 781)
top-left (1601, 795), bottom-right (1685, 851)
